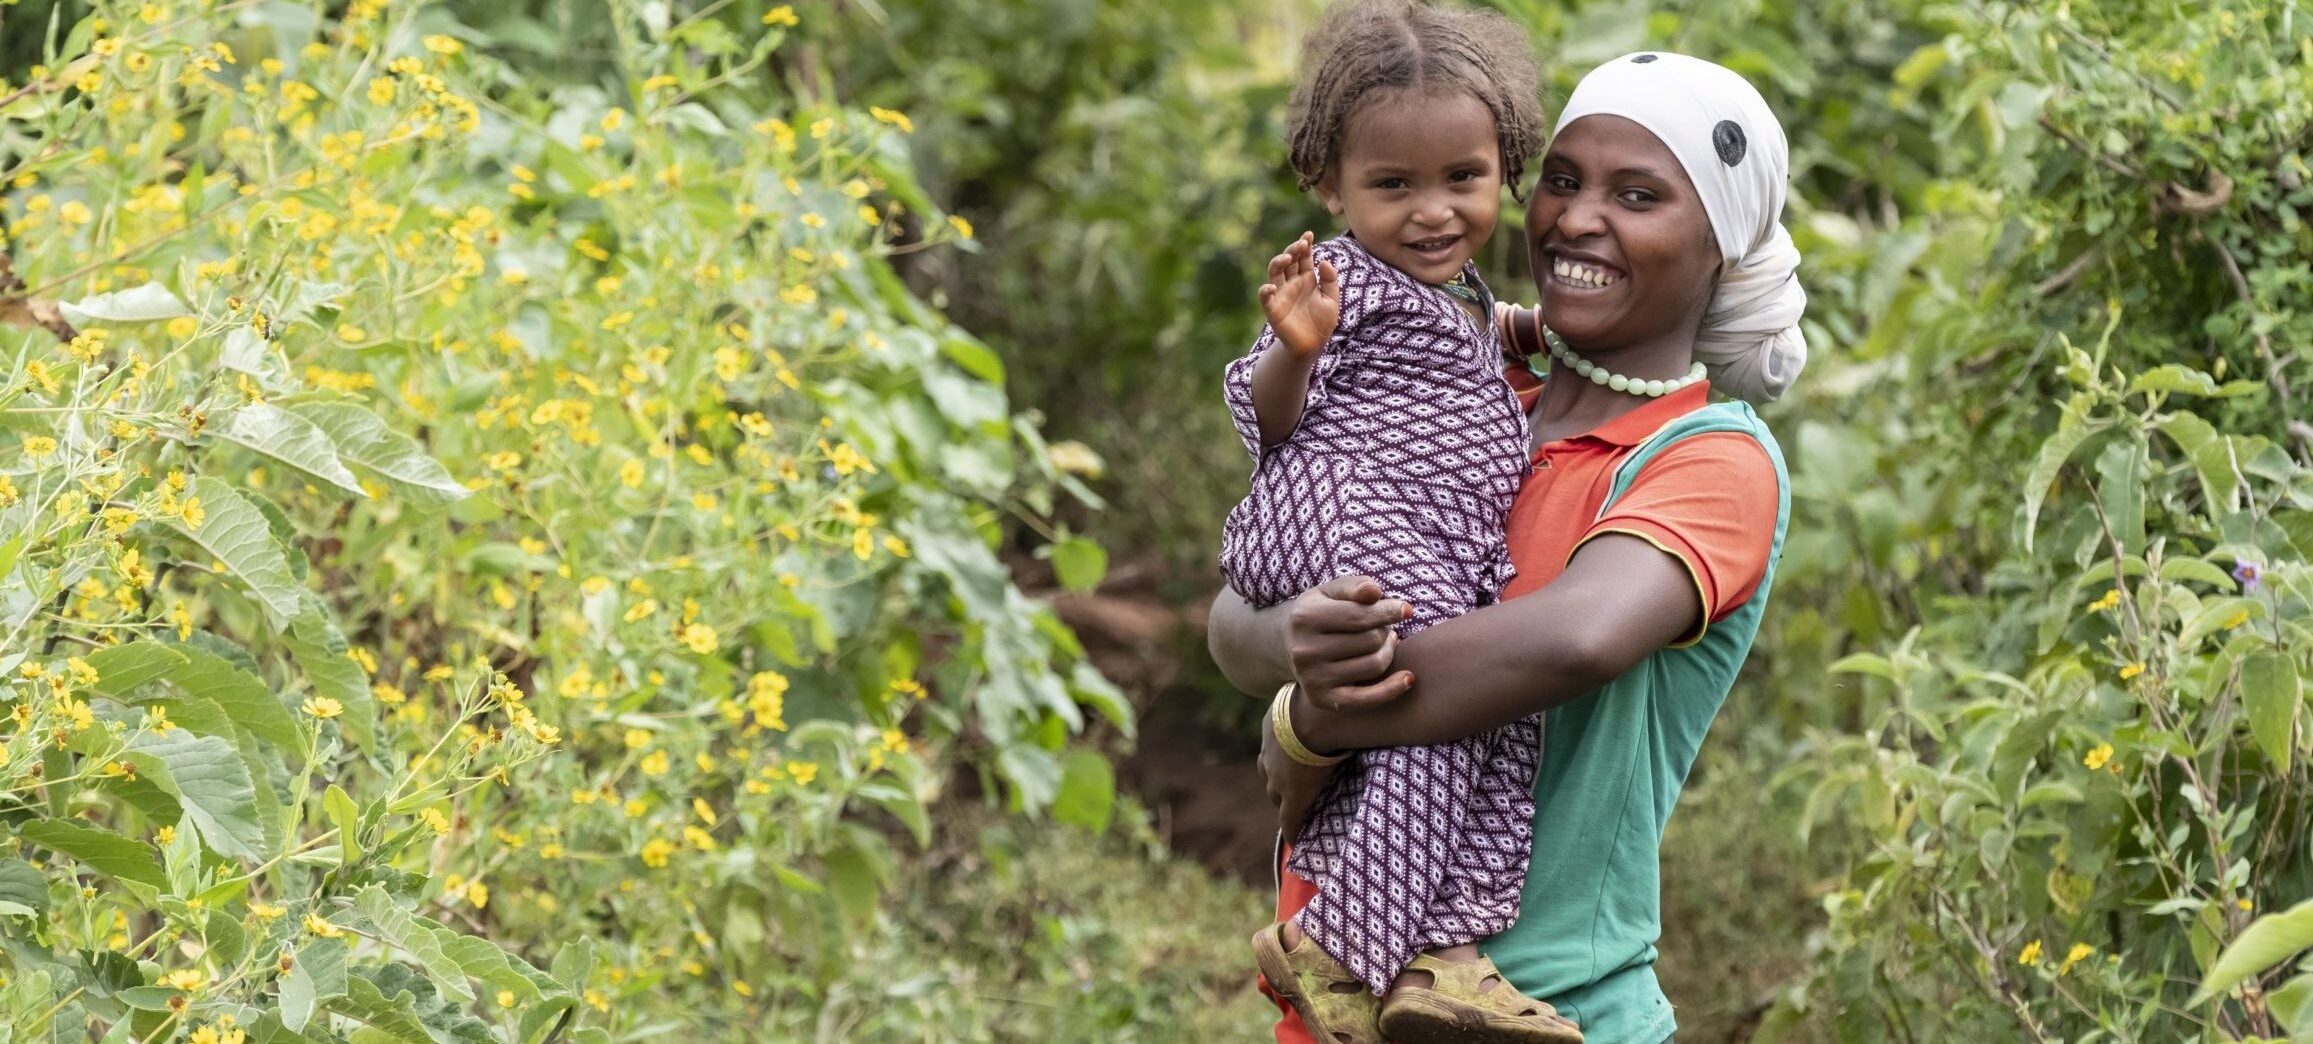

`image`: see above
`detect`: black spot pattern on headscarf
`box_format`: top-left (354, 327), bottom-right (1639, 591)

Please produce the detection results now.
top-left (1631, 53), bottom-right (1658, 63)
top-left (1713, 120), bottom-right (1747, 166)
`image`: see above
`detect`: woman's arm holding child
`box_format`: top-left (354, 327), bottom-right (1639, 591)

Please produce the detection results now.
top-left (1249, 232), bottom-right (1341, 449)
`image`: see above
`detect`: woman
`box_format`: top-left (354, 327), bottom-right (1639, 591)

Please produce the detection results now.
top-left (1209, 51), bottom-right (1804, 1044)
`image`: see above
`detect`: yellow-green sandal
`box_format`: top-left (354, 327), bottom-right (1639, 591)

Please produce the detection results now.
top-left (1251, 923), bottom-right (1384, 1044)
top-left (1377, 953), bottom-right (1583, 1044)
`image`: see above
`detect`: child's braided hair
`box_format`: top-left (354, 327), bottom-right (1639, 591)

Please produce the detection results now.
top-left (1285, 0), bottom-right (1546, 199)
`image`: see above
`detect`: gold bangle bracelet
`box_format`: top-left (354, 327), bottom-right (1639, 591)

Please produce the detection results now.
top-left (1271, 683), bottom-right (1347, 768)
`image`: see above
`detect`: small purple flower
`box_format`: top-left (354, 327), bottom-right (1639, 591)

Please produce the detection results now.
top-left (2234, 561), bottom-right (2263, 592)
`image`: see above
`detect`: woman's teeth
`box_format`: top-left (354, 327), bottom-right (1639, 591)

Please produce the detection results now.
top-left (1553, 259), bottom-right (1621, 288)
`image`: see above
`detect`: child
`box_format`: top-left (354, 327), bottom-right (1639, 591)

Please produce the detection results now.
top-left (1218, 2), bottom-right (1579, 1042)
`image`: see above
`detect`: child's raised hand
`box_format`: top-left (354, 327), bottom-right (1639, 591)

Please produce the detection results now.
top-left (1258, 232), bottom-right (1340, 359)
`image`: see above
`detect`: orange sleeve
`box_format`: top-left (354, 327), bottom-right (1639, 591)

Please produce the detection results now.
top-left (1574, 432), bottom-right (1778, 645)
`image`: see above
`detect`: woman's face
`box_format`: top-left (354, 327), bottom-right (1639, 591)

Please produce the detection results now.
top-left (1526, 114), bottom-right (1721, 351)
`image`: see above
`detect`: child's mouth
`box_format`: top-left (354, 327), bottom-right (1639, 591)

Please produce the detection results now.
top-left (1405, 235), bottom-right (1461, 264)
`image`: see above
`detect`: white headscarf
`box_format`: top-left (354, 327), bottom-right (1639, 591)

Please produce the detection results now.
top-left (1554, 52), bottom-right (1807, 403)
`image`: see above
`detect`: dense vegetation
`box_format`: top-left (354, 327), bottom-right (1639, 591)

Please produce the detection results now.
top-left (2, 0), bottom-right (2308, 1041)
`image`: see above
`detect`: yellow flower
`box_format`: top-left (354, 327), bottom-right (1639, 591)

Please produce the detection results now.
top-left (367, 76), bottom-right (396, 106)
top-left (692, 798), bottom-right (718, 826)
top-left (2083, 743), bottom-right (2113, 771)
top-left (156, 825), bottom-right (177, 845)
top-left (762, 5), bottom-right (798, 26)
top-left (640, 837), bottom-right (674, 868)
top-left (161, 968), bottom-right (204, 990)
top-left (423, 34), bottom-right (464, 55)
top-left (947, 214), bottom-right (974, 239)
top-left (2118, 662), bottom-right (2146, 680)
top-left (250, 902), bottom-right (286, 919)
top-left (680, 622), bottom-right (718, 655)
top-left (2018, 939), bottom-right (2043, 965)
top-left (789, 761), bottom-right (819, 785)
top-left (868, 106), bottom-right (914, 133)
top-left (166, 315), bottom-right (198, 339)
top-left (464, 881), bottom-right (489, 909)
top-left (420, 808), bottom-right (451, 834)
top-left (639, 749), bottom-right (670, 777)
top-left (2223, 608), bottom-right (2252, 630)
top-left (304, 912), bottom-right (345, 938)
top-left (302, 696), bottom-right (343, 719)
top-left (21, 435), bottom-right (58, 459)
top-left (2059, 942), bottom-right (2094, 974)
top-left (2086, 588), bottom-right (2120, 612)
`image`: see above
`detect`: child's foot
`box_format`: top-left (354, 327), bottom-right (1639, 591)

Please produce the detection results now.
top-left (1377, 949), bottom-right (1582, 1044)
top-left (1252, 922), bottom-right (1384, 1044)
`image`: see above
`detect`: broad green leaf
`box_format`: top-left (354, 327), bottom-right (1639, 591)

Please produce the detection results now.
top-left (2020, 413), bottom-right (2107, 550)
top-left (282, 939), bottom-right (349, 1033)
top-left (209, 405), bottom-right (367, 497)
top-left (162, 643), bottom-right (302, 754)
top-left (286, 595), bottom-right (375, 751)
top-left (82, 641), bottom-right (188, 700)
top-left (2128, 364), bottom-right (2223, 398)
top-left (324, 784), bottom-right (361, 864)
top-left (125, 731), bottom-right (264, 861)
top-left (0, 531), bottom-right (24, 578)
top-left (1049, 536), bottom-right (1107, 594)
top-left (2095, 439), bottom-right (2145, 552)
top-left (1053, 750), bottom-right (1115, 833)
top-left (15, 820), bottom-right (165, 889)
top-left (59, 282), bottom-right (188, 324)
top-left (2157, 412), bottom-right (2244, 516)
top-left (2158, 557), bottom-right (2241, 589)
top-left (157, 478), bottom-right (304, 622)
top-left (330, 974), bottom-right (436, 1042)
top-left (354, 886), bottom-right (474, 1002)
top-left (2243, 651), bottom-right (2301, 775)
top-left (2194, 897), bottom-right (2313, 1003)
top-left (939, 335), bottom-right (1005, 383)
top-left (288, 402), bottom-right (470, 506)
top-left (0, 858), bottom-right (49, 917)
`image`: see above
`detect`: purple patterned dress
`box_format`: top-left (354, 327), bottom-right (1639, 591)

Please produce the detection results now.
top-left (1220, 234), bottom-right (1541, 994)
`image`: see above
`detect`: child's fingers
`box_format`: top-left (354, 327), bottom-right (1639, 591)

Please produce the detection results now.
top-left (1316, 259), bottom-right (1339, 296)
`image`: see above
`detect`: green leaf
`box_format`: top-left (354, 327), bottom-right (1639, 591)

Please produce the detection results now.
top-left (162, 643), bottom-right (302, 754)
top-left (282, 939), bottom-right (349, 1033)
top-left (2194, 897), bottom-right (2313, 1003)
top-left (1049, 536), bottom-right (1107, 594)
top-left (0, 858), bottom-right (50, 917)
top-left (60, 282), bottom-right (188, 324)
top-left (2095, 439), bottom-right (2145, 553)
top-left (939, 335), bottom-right (1005, 384)
top-left (2157, 412), bottom-right (2244, 516)
top-left (324, 784), bottom-right (361, 865)
top-left (2021, 413), bottom-right (2107, 550)
top-left (2128, 364), bottom-right (2224, 398)
top-left (82, 641), bottom-right (188, 700)
top-left (209, 405), bottom-right (367, 497)
top-left (2243, 651), bottom-right (2301, 775)
top-left (286, 594), bottom-right (375, 751)
top-left (0, 530), bottom-right (25, 578)
top-left (125, 731), bottom-right (265, 861)
top-left (158, 478), bottom-right (304, 622)
top-left (288, 402), bottom-right (470, 506)
top-left (353, 886), bottom-right (475, 1002)
top-left (1053, 750), bottom-right (1115, 833)
top-left (15, 820), bottom-right (165, 890)
top-left (330, 974), bottom-right (435, 1042)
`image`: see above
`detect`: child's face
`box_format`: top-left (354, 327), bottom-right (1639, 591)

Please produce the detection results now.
top-left (1317, 89), bottom-right (1502, 286)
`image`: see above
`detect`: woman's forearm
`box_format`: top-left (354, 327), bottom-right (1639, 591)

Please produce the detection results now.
top-left (1298, 533), bottom-right (1702, 750)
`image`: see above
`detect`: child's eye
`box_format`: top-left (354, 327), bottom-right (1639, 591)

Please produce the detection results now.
top-left (1374, 178), bottom-right (1409, 190)
top-left (1450, 169), bottom-right (1479, 182)
top-left (1545, 174), bottom-right (1578, 192)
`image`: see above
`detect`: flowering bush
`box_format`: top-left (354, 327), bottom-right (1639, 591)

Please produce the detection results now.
top-left (0, 0), bottom-right (1121, 1038)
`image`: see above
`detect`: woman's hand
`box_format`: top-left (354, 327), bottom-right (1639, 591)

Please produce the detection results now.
top-left (1259, 709), bottom-right (1332, 836)
top-left (1286, 575), bottom-right (1416, 712)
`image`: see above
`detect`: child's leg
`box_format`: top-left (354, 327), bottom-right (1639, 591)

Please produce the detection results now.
top-left (1409, 714), bottom-right (1541, 959)
top-left (1289, 735), bottom-right (1495, 994)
